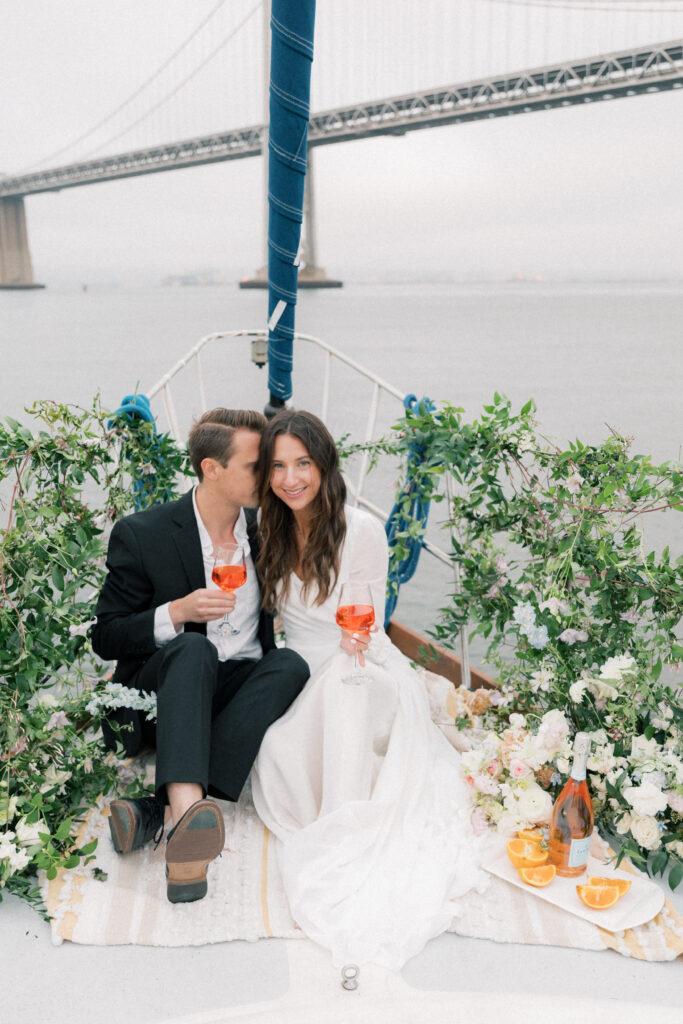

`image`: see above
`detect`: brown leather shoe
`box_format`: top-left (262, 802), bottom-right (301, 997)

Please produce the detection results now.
top-left (165, 799), bottom-right (225, 904)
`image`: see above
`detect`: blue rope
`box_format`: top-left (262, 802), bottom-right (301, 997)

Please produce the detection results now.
top-left (109, 394), bottom-right (162, 510)
top-left (384, 394), bottom-right (436, 628)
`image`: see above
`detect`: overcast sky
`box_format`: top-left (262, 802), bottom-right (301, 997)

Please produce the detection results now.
top-left (3, 0), bottom-right (683, 284)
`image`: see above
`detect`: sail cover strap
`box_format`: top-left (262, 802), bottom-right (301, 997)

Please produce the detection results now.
top-left (267, 0), bottom-right (316, 402)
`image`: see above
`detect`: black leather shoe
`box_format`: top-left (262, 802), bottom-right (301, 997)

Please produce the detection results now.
top-left (165, 799), bottom-right (225, 904)
top-left (108, 796), bottom-right (165, 854)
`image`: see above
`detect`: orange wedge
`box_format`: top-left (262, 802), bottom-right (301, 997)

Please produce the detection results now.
top-left (516, 829), bottom-right (545, 845)
top-left (586, 876), bottom-right (631, 896)
top-left (576, 883), bottom-right (621, 910)
top-left (518, 865), bottom-right (556, 887)
top-left (506, 839), bottom-right (549, 869)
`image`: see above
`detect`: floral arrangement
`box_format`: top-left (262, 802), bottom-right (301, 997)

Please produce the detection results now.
top-left (376, 394), bottom-right (683, 888)
top-left (0, 400), bottom-right (187, 910)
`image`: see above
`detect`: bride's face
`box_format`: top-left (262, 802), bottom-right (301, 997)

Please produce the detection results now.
top-left (270, 434), bottom-right (322, 513)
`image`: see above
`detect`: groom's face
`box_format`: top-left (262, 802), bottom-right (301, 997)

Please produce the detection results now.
top-left (211, 429), bottom-right (261, 509)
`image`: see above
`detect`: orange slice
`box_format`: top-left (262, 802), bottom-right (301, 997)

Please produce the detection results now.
top-left (576, 883), bottom-right (621, 910)
top-left (506, 839), bottom-right (549, 869)
top-left (586, 876), bottom-right (631, 896)
top-left (518, 864), bottom-right (556, 887)
top-left (516, 829), bottom-right (545, 845)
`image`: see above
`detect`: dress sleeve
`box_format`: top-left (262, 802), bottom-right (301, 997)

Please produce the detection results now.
top-left (348, 512), bottom-right (388, 627)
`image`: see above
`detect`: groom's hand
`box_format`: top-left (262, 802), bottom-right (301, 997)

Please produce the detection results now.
top-left (169, 588), bottom-right (236, 627)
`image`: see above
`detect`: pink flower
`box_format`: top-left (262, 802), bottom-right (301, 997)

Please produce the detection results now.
top-left (487, 759), bottom-right (503, 779)
top-left (509, 758), bottom-right (532, 780)
top-left (666, 791), bottom-right (683, 814)
top-left (558, 628), bottom-right (588, 645)
top-left (47, 711), bottom-right (70, 730)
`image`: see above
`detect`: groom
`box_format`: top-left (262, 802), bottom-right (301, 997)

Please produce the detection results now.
top-left (92, 408), bottom-right (309, 904)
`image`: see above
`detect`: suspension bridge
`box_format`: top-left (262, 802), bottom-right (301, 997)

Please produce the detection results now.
top-left (1, 0), bottom-right (682, 288)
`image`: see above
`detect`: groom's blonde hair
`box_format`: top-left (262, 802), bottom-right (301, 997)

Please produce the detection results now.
top-left (188, 408), bottom-right (266, 480)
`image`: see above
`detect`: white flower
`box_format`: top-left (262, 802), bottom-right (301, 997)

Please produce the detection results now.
top-left (512, 602), bottom-right (536, 631)
top-left (39, 766), bottom-right (72, 794)
top-left (558, 628), bottom-right (589, 646)
top-left (69, 617), bottom-right (96, 638)
top-left (599, 655), bottom-right (636, 681)
top-left (15, 818), bottom-right (48, 847)
top-left (586, 677), bottom-right (618, 703)
top-left (517, 784), bottom-right (553, 825)
top-left (569, 680), bottom-right (587, 703)
top-left (28, 691), bottom-right (58, 711)
top-left (509, 714), bottom-right (526, 729)
top-left (529, 668), bottom-right (553, 693)
top-left (630, 735), bottom-right (661, 763)
top-left (537, 709), bottom-right (570, 753)
top-left (565, 472), bottom-right (584, 495)
top-left (615, 812), bottom-right (632, 835)
top-left (629, 815), bottom-right (661, 851)
top-left (623, 780), bottom-right (668, 817)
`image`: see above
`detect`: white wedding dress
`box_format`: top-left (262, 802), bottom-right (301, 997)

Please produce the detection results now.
top-left (252, 505), bottom-right (488, 969)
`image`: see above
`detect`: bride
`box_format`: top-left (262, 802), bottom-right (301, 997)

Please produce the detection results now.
top-left (251, 410), bottom-right (488, 970)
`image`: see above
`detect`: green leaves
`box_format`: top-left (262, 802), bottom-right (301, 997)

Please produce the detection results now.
top-left (0, 398), bottom-right (189, 910)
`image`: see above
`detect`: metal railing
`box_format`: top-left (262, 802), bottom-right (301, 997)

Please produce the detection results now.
top-left (146, 328), bottom-right (472, 685)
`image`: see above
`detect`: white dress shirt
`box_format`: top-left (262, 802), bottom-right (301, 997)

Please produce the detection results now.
top-left (153, 488), bottom-right (263, 661)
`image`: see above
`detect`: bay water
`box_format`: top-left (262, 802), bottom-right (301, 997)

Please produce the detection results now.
top-left (2, 279), bottom-right (681, 662)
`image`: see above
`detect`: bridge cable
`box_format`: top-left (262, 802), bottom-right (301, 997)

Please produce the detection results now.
top-left (76, 2), bottom-right (261, 162)
top-left (19, 0), bottom-right (233, 173)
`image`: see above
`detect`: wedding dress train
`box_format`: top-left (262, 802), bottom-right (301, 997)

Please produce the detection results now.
top-left (252, 506), bottom-right (488, 969)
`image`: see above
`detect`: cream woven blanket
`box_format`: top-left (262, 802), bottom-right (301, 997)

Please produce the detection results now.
top-left (41, 775), bottom-right (683, 960)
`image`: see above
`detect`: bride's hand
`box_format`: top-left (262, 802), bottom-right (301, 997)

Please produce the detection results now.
top-left (339, 625), bottom-right (376, 666)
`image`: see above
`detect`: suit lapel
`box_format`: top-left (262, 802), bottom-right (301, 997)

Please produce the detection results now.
top-left (170, 490), bottom-right (206, 595)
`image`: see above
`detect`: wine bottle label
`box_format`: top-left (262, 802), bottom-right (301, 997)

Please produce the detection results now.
top-left (567, 833), bottom-right (592, 868)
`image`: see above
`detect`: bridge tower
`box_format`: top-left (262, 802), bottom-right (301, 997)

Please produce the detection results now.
top-left (239, 146), bottom-right (342, 289)
top-left (0, 197), bottom-right (44, 289)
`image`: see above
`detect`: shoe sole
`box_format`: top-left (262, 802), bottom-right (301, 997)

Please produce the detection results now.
top-left (108, 800), bottom-right (137, 854)
top-left (166, 801), bottom-right (225, 904)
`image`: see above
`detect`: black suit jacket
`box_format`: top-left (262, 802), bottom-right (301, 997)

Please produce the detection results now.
top-left (92, 490), bottom-right (274, 753)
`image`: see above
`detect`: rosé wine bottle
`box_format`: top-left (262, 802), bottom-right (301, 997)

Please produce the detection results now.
top-left (548, 732), bottom-right (594, 877)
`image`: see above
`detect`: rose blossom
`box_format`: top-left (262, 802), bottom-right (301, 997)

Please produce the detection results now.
top-left (623, 780), bottom-right (668, 817)
top-left (509, 758), bottom-right (533, 780)
top-left (516, 784), bottom-right (553, 825)
top-left (629, 815), bottom-right (661, 851)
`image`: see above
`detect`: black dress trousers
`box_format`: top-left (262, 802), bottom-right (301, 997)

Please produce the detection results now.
top-left (130, 632), bottom-right (308, 801)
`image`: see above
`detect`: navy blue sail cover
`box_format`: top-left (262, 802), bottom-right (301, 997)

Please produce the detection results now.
top-left (267, 0), bottom-right (316, 402)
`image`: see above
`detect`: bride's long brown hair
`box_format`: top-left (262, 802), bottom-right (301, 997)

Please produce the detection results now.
top-left (257, 410), bottom-right (346, 613)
